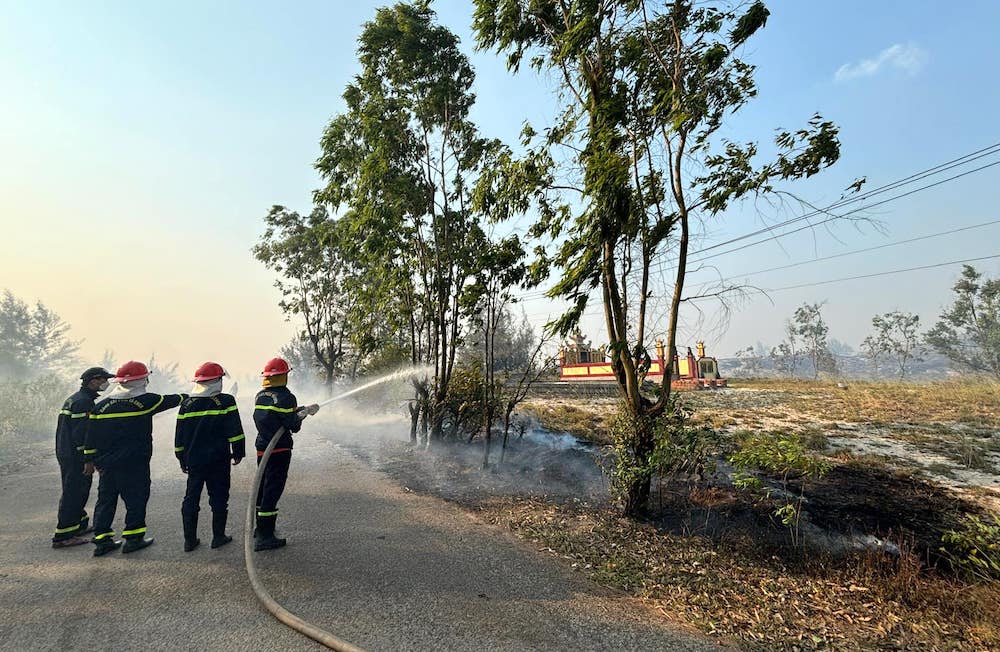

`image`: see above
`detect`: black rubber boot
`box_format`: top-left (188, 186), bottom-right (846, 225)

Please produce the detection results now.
top-left (183, 512), bottom-right (199, 552)
top-left (53, 536), bottom-right (89, 549)
top-left (253, 515), bottom-right (286, 552)
top-left (93, 539), bottom-right (122, 557)
top-left (78, 516), bottom-right (92, 535)
top-left (122, 537), bottom-right (155, 554)
top-left (210, 510), bottom-right (231, 549)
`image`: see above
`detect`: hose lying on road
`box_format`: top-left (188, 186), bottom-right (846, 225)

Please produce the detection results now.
top-left (245, 424), bottom-right (367, 652)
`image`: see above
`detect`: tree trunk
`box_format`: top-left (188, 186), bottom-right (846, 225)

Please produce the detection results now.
top-left (408, 401), bottom-right (419, 444)
top-left (499, 409), bottom-right (513, 467)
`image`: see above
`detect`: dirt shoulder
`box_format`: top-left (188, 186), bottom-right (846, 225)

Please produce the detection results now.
top-left (362, 381), bottom-right (1000, 650)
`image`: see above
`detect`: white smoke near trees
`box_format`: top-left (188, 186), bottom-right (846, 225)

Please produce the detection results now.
top-left (0, 289), bottom-right (80, 380)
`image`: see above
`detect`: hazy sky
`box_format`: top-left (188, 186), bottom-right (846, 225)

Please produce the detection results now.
top-left (2, 0), bottom-right (999, 381)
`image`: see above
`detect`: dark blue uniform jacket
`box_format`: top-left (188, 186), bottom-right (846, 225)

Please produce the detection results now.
top-left (174, 393), bottom-right (245, 468)
top-left (84, 392), bottom-right (184, 469)
top-left (253, 386), bottom-right (303, 452)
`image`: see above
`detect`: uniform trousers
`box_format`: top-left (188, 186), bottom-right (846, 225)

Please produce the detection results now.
top-left (53, 451), bottom-right (93, 541)
top-left (182, 458), bottom-right (231, 517)
top-left (92, 463), bottom-right (151, 541)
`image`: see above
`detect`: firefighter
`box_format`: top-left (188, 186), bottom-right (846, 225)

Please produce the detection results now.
top-left (51, 366), bottom-right (116, 548)
top-left (84, 360), bottom-right (185, 556)
top-left (252, 357), bottom-right (318, 551)
top-left (175, 362), bottom-right (244, 552)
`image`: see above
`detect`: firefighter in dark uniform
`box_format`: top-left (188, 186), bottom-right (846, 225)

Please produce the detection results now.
top-left (175, 362), bottom-right (244, 551)
top-left (253, 357), bottom-right (318, 551)
top-left (51, 366), bottom-right (116, 548)
top-left (84, 360), bottom-right (185, 556)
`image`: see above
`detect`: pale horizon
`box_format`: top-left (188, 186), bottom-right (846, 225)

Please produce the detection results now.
top-left (3, 0), bottom-right (999, 380)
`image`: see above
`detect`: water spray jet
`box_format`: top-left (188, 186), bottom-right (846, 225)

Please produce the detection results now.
top-left (243, 365), bottom-right (431, 651)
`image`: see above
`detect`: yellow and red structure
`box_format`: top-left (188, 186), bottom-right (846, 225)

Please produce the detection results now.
top-left (557, 333), bottom-right (726, 390)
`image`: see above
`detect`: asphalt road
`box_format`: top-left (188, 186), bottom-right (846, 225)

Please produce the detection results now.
top-left (0, 414), bottom-right (721, 651)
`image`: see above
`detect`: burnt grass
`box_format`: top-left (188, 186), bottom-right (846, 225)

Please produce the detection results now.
top-left (334, 423), bottom-right (999, 649)
top-left (345, 431), bottom-right (982, 571)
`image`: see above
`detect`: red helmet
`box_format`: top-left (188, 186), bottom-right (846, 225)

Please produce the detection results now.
top-left (261, 357), bottom-right (291, 377)
top-left (114, 360), bottom-right (150, 383)
top-left (193, 361), bottom-right (226, 382)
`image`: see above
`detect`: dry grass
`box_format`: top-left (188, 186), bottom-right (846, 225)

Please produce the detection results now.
top-left (521, 398), bottom-right (618, 444)
top-left (505, 379), bottom-right (1000, 648)
top-left (726, 379), bottom-right (1000, 427)
top-left (481, 496), bottom-right (1000, 651)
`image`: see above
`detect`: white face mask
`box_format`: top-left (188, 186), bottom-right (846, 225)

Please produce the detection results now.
top-left (191, 378), bottom-right (224, 397)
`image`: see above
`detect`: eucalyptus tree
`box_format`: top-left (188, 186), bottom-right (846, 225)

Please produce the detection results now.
top-left (926, 265), bottom-right (1000, 378)
top-left (253, 205), bottom-right (351, 394)
top-left (792, 302), bottom-right (835, 379)
top-left (462, 232), bottom-right (528, 467)
top-left (0, 290), bottom-right (80, 378)
top-left (315, 2), bottom-right (496, 442)
top-left (473, 0), bottom-right (841, 513)
top-left (869, 311), bottom-right (923, 380)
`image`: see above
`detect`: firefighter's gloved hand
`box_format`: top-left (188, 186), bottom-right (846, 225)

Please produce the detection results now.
top-left (83, 462), bottom-right (95, 476)
top-left (296, 403), bottom-right (319, 418)
top-left (179, 462), bottom-right (188, 474)
top-left (232, 456), bottom-right (243, 466)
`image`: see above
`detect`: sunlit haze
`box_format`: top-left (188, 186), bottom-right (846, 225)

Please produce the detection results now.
top-left (3, 0), bottom-right (999, 379)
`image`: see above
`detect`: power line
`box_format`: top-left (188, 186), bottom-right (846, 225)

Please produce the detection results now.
top-left (686, 158), bottom-right (1000, 265)
top-left (523, 253), bottom-right (1000, 321)
top-left (705, 218), bottom-right (1000, 280)
top-left (689, 142), bottom-right (1000, 256)
top-left (760, 254), bottom-right (1000, 293)
top-left (518, 143), bottom-right (1000, 301)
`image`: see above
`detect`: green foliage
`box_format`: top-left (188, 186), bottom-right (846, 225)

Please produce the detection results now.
top-left (473, 0), bottom-right (841, 515)
top-left (0, 376), bottom-right (72, 460)
top-left (926, 265), bottom-right (1000, 378)
top-left (315, 3), bottom-right (505, 433)
top-left (0, 289), bottom-right (80, 378)
top-left (438, 363), bottom-right (498, 440)
top-left (253, 205), bottom-right (352, 390)
top-left (940, 512), bottom-right (1000, 582)
top-left (729, 430), bottom-right (831, 537)
top-left (866, 310), bottom-right (924, 379)
top-left (793, 302), bottom-right (836, 379)
top-left (609, 395), bottom-right (723, 508)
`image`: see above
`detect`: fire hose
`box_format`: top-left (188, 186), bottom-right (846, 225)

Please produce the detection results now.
top-left (243, 369), bottom-right (428, 650)
top-left (245, 410), bottom-right (366, 651)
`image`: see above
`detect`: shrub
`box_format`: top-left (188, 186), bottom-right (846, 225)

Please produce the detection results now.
top-left (728, 430), bottom-right (831, 540)
top-left (609, 394), bottom-right (724, 505)
top-left (940, 512), bottom-right (1000, 582)
top-left (0, 376), bottom-right (72, 460)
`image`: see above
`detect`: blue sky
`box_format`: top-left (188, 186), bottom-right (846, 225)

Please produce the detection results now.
top-left (1, 0), bottom-right (998, 379)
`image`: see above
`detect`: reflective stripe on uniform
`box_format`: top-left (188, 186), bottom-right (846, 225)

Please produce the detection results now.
top-left (60, 410), bottom-right (88, 419)
top-left (176, 405), bottom-right (239, 420)
top-left (174, 446), bottom-right (184, 452)
top-left (121, 527), bottom-right (146, 536)
top-left (93, 532), bottom-right (115, 541)
top-left (227, 434), bottom-right (245, 443)
top-left (257, 511), bottom-right (278, 517)
top-left (254, 404), bottom-right (295, 413)
top-left (54, 524), bottom-right (80, 534)
top-left (83, 449), bottom-right (97, 455)
top-left (90, 396), bottom-right (165, 419)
